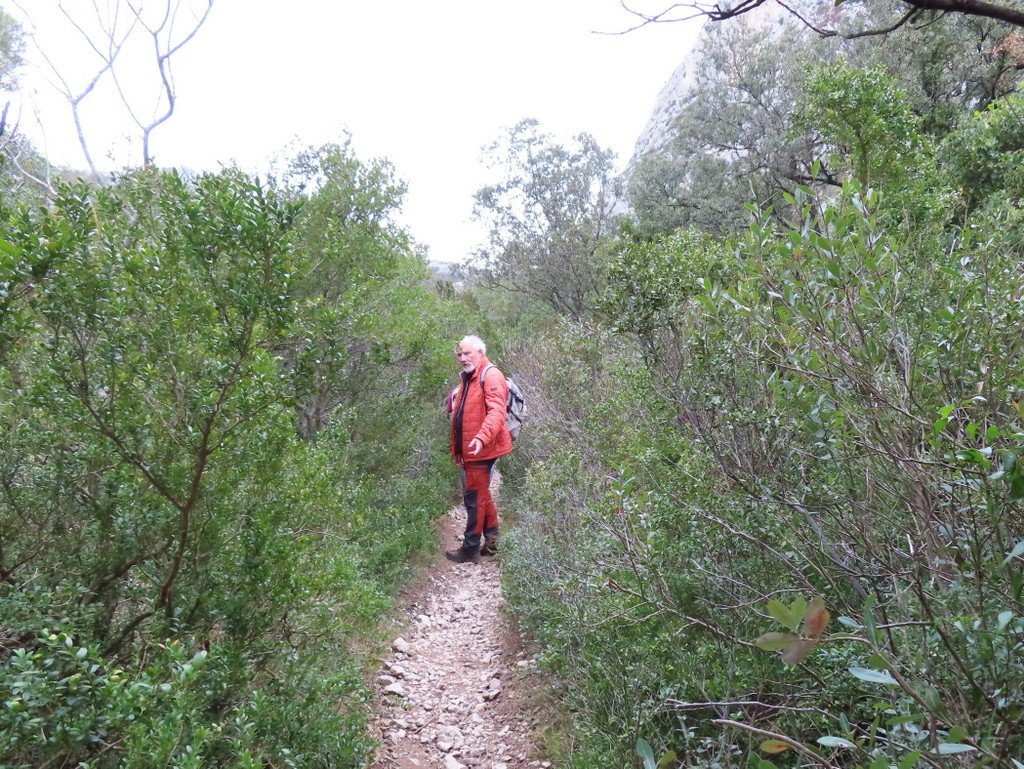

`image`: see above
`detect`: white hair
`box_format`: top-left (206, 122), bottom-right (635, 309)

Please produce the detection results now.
top-left (460, 335), bottom-right (486, 354)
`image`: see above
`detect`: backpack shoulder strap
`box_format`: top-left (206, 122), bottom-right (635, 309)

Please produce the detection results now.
top-left (479, 364), bottom-right (494, 389)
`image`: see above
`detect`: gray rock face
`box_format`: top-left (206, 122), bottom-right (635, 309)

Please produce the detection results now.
top-left (624, 3), bottom-right (794, 175)
top-left (631, 54), bottom-right (701, 163)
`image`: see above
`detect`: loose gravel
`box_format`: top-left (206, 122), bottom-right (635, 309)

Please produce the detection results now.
top-left (368, 507), bottom-right (549, 769)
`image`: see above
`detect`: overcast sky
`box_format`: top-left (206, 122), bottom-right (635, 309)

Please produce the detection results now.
top-left (11, 1), bottom-right (703, 263)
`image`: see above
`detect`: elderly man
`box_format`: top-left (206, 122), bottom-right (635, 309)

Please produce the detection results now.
top-left (446, 335), bottom-right (513, 564)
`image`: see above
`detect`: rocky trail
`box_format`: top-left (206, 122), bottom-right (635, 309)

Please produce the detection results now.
top-left (368, 506), bottom-right (551, 769)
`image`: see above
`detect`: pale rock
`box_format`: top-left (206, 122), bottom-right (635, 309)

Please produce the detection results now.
top-left (368, 495), bottom-right (546, 768)
top-left (484, 679), bottom-right (502, 701)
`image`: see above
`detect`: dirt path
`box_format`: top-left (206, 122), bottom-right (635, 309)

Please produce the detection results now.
top-left (368, 506), bottom-right (549, 769)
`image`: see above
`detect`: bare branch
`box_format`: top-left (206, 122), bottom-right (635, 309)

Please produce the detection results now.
top-left (624, 0), bottom-right (1024, 38)
top-left (122, 0), bottom-right (214, 165)
top-left (17, 1), bottom-right (214, 171)
top-left (712, 719), bottom-right (841, 767)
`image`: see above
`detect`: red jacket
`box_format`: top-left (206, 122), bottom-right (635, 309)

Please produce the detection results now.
top-left (450, 356), bottom-right (513, 462)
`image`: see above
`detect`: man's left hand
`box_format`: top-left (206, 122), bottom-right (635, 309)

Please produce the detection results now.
top-left (468, 438), bottom-right (482, 456)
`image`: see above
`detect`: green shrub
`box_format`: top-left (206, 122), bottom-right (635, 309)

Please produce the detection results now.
top-left (0, 161), bottom-right (471, 767)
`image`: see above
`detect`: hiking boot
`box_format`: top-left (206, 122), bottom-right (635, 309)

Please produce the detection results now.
top-left (481, 531), bottom-right (499, 557)
top-left (444, 547), bottom-right (481, 564)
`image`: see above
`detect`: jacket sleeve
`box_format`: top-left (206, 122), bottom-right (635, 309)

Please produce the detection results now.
top-left (475, 367), bottom-right (509, 447)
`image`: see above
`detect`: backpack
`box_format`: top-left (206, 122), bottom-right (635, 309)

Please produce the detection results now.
top-left (480, 364), bottom-right (526, 440)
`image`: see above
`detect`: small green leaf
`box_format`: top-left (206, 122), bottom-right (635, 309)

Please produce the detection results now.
top-left (637, 738), bottom-right (656, 769)
top-left (760, 739), bottom-right (791, 754)
top-left (1011, 473), bottom-right (1024, 501)
top-left (897, 750), bottom-right (923, 769)
top-left (837, 616), bottom-right (861, 629)
top-left (1004, 540), bottom-right (1024, 566)
top-left (756, 632), bottom-right (799, 651)
top-left (657, 750), bottom-right (678, 769)
top-left (766, 599), bottom-right (797, 630)
top-left (947, 725), bottom-right (967, 742)
top-left (816, 736), bottom-right (855, 748)
top-left (862, 594), bottom-right (880, 645)
top-left (935, 743), bottom-right (977, 755)
top-left (790, 596), bottom-right (807, 625)
top-left (849, 666), bottom-right (898, 685)
top-left (998, 611), bottom-right (1013, 631)
top-left (867, 653), bottom-right (888, 669)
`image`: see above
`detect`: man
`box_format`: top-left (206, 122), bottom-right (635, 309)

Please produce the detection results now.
top-left (446, 335), bottom-right (513, 564)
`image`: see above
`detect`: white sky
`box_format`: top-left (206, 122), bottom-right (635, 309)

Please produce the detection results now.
top-left (9, 1), bottom-right (703, 263)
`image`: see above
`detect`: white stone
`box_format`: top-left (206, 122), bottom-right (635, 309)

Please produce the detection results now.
top-left (392, 637), bottom-right (412, 654)
top-left (443, 755), bottom-right (467, 769)
top-left (383, 682), bottom-right (407, 697)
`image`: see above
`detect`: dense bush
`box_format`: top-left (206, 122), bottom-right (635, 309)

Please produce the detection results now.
top-left (0, 161), bottom-right (465, 767)
top-left (501, 68), bottom-right (1024, 768)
